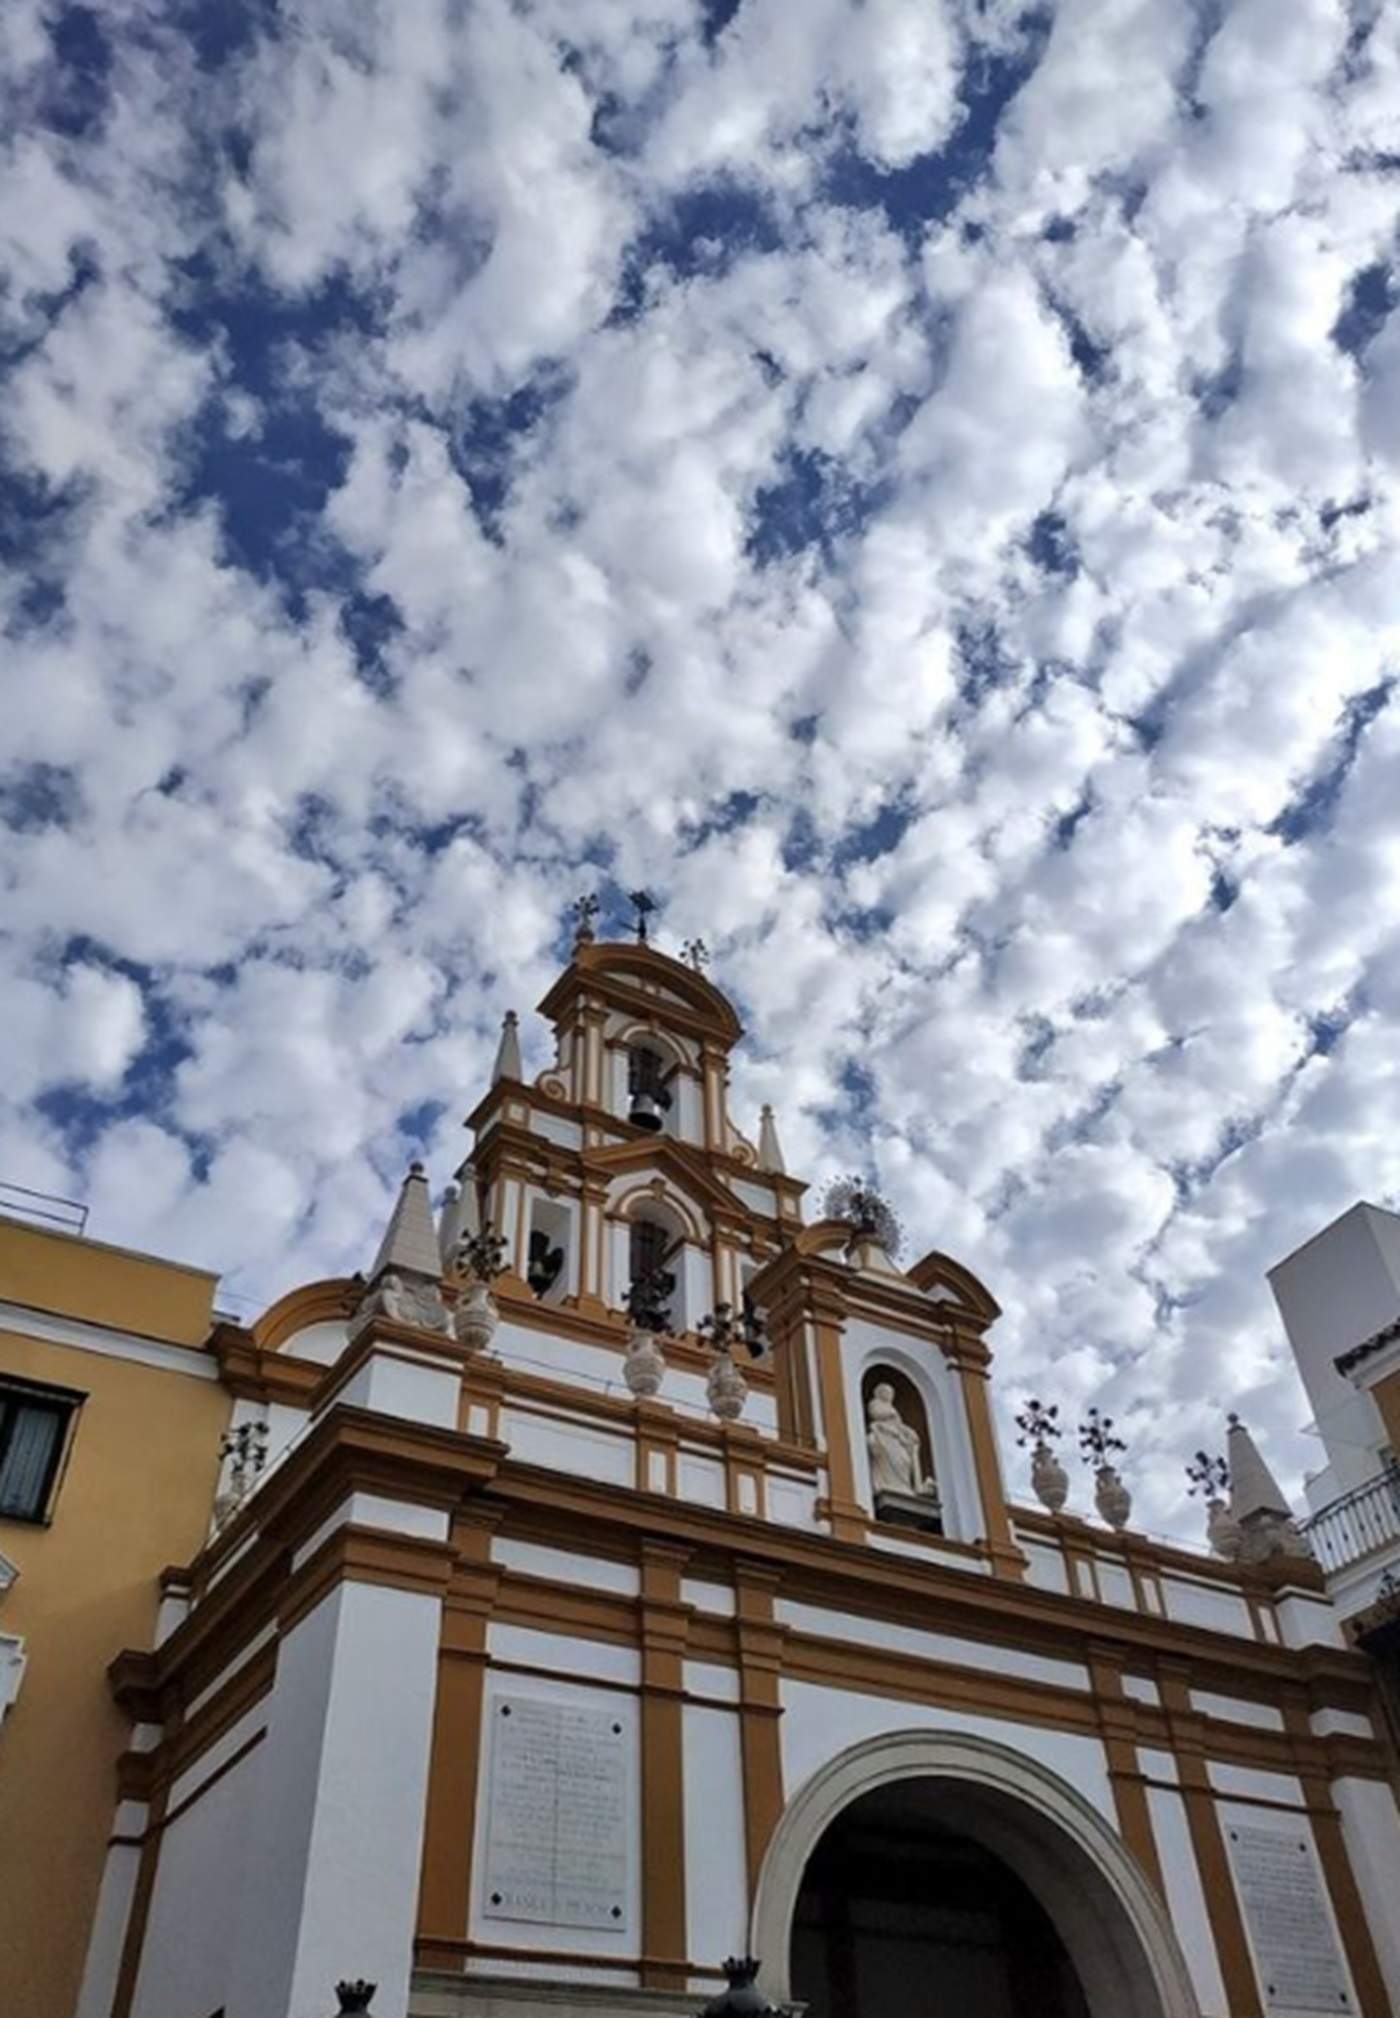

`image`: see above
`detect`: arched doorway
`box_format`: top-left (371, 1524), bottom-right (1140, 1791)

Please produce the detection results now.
top-left (752, 1733), bottom-right (1200, 2018)
top-left (792, 1779), bottom-right (1088, 2018)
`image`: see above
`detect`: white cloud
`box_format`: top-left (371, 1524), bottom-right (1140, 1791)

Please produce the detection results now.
top-left (2, 0), bottom-right (1399, 1539)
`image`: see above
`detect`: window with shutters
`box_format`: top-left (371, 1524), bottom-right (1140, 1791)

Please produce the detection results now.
top-left (0, 1377), bottom-right (83, 1525)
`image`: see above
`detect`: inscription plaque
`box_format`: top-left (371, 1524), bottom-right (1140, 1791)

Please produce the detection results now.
top-left (482, 1696), bottom-right (628, 1930)
top-left (1226, 1822), bottom-right (1352, 2013)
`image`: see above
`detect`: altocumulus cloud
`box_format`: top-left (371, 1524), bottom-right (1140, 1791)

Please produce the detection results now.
top-left (2, 0), bottom-right (1399, 1535)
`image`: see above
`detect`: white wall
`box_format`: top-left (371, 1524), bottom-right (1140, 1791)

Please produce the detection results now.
top-left (775, 1599), bottom-right (1090, 1694)
top-left (226, 1580), bottom-right (442, 2018)
top-left (1334, 1776), bottom-right (1400, 2009)
top-left (778, 1678), bottom-right (1115, 1828)
top-left (130, 1713), bottom-right (265, 2018)
top-left (1268, 1203), bottom-right (1398, 1496)
top-left (1144, 1786), bottom-right (1228, 2017)
top-left (1161, 1577), bottom-right (1253, 1638)
top-left (682, 1703), bottom-right (748, 1981)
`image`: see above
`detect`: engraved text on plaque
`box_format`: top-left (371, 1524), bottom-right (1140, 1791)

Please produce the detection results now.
top-left (482, 1697), bottom-right (628, 1931)
top-left (1226, 1822), bottom-right (1352, 2013)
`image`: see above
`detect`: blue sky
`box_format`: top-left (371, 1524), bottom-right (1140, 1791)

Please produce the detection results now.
top-left (3, 0), bottom-right (1400, 1535)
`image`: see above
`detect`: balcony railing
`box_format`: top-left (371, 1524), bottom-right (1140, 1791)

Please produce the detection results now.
top-left (1301, 1465), bottom-right (1400, 1575)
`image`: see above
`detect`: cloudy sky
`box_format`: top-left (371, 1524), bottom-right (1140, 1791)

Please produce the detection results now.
top-left (3, 0), bottom-right (1399, 1537)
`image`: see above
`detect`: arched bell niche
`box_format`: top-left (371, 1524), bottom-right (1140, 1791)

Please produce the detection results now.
top-left (860, 1363), bottom-right (941, 1534)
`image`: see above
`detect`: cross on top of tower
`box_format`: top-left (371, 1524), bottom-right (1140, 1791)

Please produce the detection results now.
top-left (629, 889), bottom-right (658, 943)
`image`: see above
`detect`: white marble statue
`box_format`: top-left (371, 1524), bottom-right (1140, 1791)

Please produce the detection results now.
top-left (866, 1382), bottom-right (937, 1500)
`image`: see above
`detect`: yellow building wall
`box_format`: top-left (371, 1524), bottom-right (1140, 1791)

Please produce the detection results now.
top-left (0, 1217), bottom-right (217, 1347)
top-left (1369, 1364), bottom-right (1400, 1458)
top-left (0, 1227), bottom-right (229, 2018)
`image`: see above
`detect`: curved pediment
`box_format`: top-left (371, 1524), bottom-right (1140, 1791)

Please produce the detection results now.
top-left (251, 1277), bottom-right (359, 1351)
top-left (539, 940), bottom-right (743, 1044)
top-left (907, 1249), bottom-right (1002, 1326)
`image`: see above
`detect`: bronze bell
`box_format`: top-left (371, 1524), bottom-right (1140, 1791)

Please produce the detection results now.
top-left (628, 1088), bottom-right (665, 1132)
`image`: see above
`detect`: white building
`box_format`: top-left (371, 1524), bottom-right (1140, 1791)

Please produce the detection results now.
top-left (1270, 1203), bottom-right (1400, 1627)
top-left (72, 932), bottom-right (1400, 2018)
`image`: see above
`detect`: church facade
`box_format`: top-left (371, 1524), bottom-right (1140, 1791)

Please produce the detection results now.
top-left (14, 931), bottom-right (1399, 2018)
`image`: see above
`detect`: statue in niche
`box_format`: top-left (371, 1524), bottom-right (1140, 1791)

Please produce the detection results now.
top-left (866, 1382), bottom-right (939, 1511)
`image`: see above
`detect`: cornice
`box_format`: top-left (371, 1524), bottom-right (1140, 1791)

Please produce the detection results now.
top-left (484, 1456), bottom-right (1376, 1702)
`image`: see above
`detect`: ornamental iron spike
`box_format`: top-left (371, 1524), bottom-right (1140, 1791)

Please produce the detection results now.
top-left (1077, 1406), bottom-right (1127, 1468)
top-left (629, 889), bottom-right (658, 943)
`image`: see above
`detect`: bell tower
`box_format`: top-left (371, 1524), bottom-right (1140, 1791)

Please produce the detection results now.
top-left (457, 909), bottom-right (804, 1340)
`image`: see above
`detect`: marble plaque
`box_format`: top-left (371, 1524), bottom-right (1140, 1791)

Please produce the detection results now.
top-left (482, 1696), bottom-right (628, 1931)
top-left (1226, 1822), bottom-right (1353, 2013)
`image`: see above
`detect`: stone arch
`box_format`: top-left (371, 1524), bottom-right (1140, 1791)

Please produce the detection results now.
top-left (609, 1183), bottom-right (706, 1332)
top-left (751, 1731), bottom-right (1200, 2018)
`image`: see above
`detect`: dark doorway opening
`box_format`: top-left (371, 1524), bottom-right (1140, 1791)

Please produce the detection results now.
top-left (791, 1779), bottom-right (1091, 2018)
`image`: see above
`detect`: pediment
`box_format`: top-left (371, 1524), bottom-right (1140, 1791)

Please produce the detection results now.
top-left (907, 1249), bottom-right (1001, 1325)
top-left (586, 1138), bottom-right (749, 1219)
top-left (539, 941), bottom-right (743, 1044)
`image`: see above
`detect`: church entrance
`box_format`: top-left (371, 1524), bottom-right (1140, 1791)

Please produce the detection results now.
top-left (791, 1779), bottom-right (1090, 2018)
top-left (753, 1733), bottom-right (1199, 2018)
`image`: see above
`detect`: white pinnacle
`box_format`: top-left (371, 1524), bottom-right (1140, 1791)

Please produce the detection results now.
top-left (492, 1009), bottom-right (523, 1084)
top-left (758, 1104), bottom-right (786, 1175)
top-left (367, 1162), bottom-right (443, 1282)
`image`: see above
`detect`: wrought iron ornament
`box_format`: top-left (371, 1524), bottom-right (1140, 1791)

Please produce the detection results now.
top-left (1014, 1399), bottom-right (1061, 1448)
top-left (1185, 1451), bottom-right (1230, 1499)
top-left (681, 937), bottom-right (709, 971)
top-left (822, 1175), bottom-right (904, 1259)
top-left (629, 889), bottom-right (658, 943)
top-left (1077, 1406), bottom-right (1127, 1468)
top-left (625, 1263), bottom-right (675, 1335)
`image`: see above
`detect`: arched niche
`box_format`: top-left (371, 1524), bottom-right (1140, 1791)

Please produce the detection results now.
top-left (860, 1362), bottom-right (940, 1530)
top-left (609, 1184), bottom-right (707, 1334)
top-left (844, 1332), bottom-right (975, 1544)
top-left (751, 1732), bottom-right (1200, 2018)
top-left (610, 1020), bottom-right (705, 1143)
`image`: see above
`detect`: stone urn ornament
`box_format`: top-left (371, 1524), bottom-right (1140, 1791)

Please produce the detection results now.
top-left (1186, 1449), bottom-right (1241, 1560)
top-left (622, 1326), bottom-right (667, 1399)
top-left (454, 1226), bottom-right (507, 1352)
top-left (699, 1304), bottom-right (749, 1422)
top-left (1079, 1407), bottom-right (1132, 1531)
top-left (622, 1264), bottom-right (674, 1400)
top-left (1015, 1398), bottom-right (1068, 1514)
top-left (699, 1957), bottom-right (778, 2018)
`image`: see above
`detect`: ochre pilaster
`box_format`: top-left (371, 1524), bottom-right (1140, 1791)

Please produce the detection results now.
top-left (1086, 1641), bottom-right (1165, 1898)
top-left (640, 1541), bottom-right (690, 1989)
top-left (734, 1561), bottom-right (786, 1893)
top-left (416, 1506), bottom-right (505, 1971)
top-left (948, 1334), bottom-right (1024, 1579)
top-left (1159, 1661), bottom-right (1264, 2018)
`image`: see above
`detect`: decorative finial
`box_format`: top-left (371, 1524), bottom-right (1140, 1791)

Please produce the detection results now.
top-left (1078, 1407), bottom-right (1127, 1467)
top-left (629, 889), bottom-right (658, 943)
top-left (1078, 1408), bottom-right (1131, 1529)
top-left (1185, 1451), bottom-right (1229, 1500)
top-left (573, 893), bottom-right (599, 945)
top-left (492, 1009), bottom-right (524, 1084)
top-left (757, 1103), bottom-right (786, 1175)
top-left (1014, 1399), bottom-right (1061, 1448)
top-left (699, 1957), bottom-right (777, 2018)
top-left (698, 1305), bottom-right (749, 1420)
top-left (681, 937), bottom-right (709, 971)
top-left (1016, 1400), bottom-right (1069, 1513)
